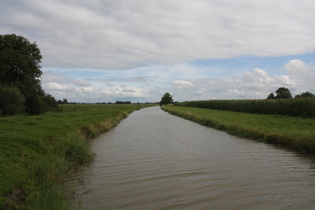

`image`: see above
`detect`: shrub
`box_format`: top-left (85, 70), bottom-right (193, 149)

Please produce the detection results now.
top-left (0, 85), bottom-right (25, 116)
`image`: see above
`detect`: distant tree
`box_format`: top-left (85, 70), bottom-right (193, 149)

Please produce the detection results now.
top-left (267, 87), bottom-right (292, 99)
top-left (115, 101), bottom-right (131, 104)
top-left (62, 99), bottom-right (68, 105)
top-left (159, 93), bottom-right (173, 106)
top-left (295, 91), bottom-right (315, 98)
top-left (275, 87), bottom-right (292, 99)
top-left (40, 93), bottom-right (59, 112)
top-left (267, 93), bottom-right (275, 99)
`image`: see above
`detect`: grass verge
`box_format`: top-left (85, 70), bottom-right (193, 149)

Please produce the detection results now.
top-left (162, 105), bottom-right (315, 153)
top-left (0, 104), bottom-right (153, 209)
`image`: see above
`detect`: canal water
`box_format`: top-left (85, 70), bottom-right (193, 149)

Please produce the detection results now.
top-left (73, 106), bottom-right (315, 209)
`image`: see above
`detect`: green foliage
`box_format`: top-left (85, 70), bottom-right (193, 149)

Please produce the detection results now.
top-left (275, 87), bottom-right (292, 99)
top-left (178, 98), bottom-right (315, 118)
top-left (267, 93), bottom-right (275, 99)
top-left (0, 34), bottom-right (42, 85)
top-left (0, 34), bottom-right (58, 116)
top-left (267, 87), bottom-right (292, 99)
top-left (40, 93), bottom-right (60, 113)
top-left (0, 85), bottom-right (25, 116)
top-left (160, 92), bottom-right (173, 106)
top-left (295, 91), bottom-right (315, 98)
top-left (162, 105), bottom-right (315, 153)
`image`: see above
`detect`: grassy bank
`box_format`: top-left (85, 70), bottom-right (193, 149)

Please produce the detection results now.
top-left (0, 104), bottom-right (152, 209)
top-left (162, 105), bottom-right (315, 153)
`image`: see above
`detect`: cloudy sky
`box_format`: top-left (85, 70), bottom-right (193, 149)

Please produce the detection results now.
top-left (1, 0), bottom-right (315, 103)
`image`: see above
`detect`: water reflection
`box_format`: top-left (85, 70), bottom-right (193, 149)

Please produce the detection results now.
top-left (73, 106), bottom-right (315, 210)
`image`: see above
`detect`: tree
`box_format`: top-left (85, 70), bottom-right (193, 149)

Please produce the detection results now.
top-left (267, 93), bottom-right (275, 99)
top-left (275, 87), bottom-right (292, 99)
top-left (0, 34), bottom-right (58, 115)
top-left (0, 34), bottom-right (42, 86)
top-left (295, 91), bottom-right (315, 98)
top-left (267, 87), bottom-right (292, 99)
top-left (62, 99), bottom-right (68, 105)
top-left (40, 93), bottom-right (59, 113)
top-left (159, 93), bottom-right (173, 106)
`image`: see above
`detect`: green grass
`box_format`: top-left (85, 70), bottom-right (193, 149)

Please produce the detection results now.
top-left (162, 105), bottom-right (315, 153)
top-left (0, 104), bottom-right (153, 209)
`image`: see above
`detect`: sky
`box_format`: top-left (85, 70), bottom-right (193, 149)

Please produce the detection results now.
top-left (1, 0), bottom-right (315, 103)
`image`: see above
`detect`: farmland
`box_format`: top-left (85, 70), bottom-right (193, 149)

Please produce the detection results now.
top-left (177, 98), bottom-right (315, 118)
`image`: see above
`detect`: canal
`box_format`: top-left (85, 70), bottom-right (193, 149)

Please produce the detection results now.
top-left (73, 106), bottom-right (315, 209)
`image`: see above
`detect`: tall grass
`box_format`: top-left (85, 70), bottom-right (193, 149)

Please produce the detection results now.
top-left (178, 98), bottom-right (315, 118)
top-left (162, 105), bottom-right (315, 153)
top-left (0, 104), bottom-right (153, 209)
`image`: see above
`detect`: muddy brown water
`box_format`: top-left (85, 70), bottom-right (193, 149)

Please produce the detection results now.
top-left (72, 106), bottom-right (315, 209)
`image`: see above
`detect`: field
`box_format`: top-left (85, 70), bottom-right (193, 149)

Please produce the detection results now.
top-left (0, 104), bottom-right (152, 209)
top-left (162, 105), bottom-right (315, 153)
top-left (178, 98), bottom-right (315, 118)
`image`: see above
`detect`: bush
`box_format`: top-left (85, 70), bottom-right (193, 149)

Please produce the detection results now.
top-left (0, 85), bottom-right (25, 116)
top-left (40, 93), bottom-right (61, 113)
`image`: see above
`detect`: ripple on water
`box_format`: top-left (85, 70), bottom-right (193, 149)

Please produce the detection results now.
top-left (72, 107), bottom-right (315, 210)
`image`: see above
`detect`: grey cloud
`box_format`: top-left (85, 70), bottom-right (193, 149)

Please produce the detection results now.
top-left (2, 0), bottom-right (315, 69)
top-left (103, 76), bottom-right (150, 84)
top-left (75, 80), bottom-right (90, 87)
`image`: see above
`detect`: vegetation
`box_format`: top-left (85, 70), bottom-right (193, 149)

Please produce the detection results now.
top-left (0, 104), bottom-right (152, 209)
top-left (295, 91), bottom-right (315, 98)
top-left (159, 93), bottom-right (173, 106)
top-left (267, 87), bottom-right (293, 99)
top-left (0, 85), bottom-right (25, 116)
top-left (175, 87), bottom-right (315, 118)
top-left (177, 97), bottom-right (315, 118)
top-left (162, 105), bottom-right (315, 153)
top-left (0, 34), bottom-right (59, 116)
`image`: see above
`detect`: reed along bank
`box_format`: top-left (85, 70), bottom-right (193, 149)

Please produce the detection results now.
top-left (0, 104), bottom-right (152, 209)
top-left (162, 105), bottom-right (315, 153)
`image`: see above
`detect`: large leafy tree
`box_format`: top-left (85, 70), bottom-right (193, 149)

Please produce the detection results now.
top-left (160, 92), bottom-right (173, 106)
top-left (275, 87), bottom-right (292, 99)
top-left (0, 34), bottom-right (58, 115)
top-left (0, 34), bottom-right (42, 86)
top-left (267, 87), bottom-right (292, 99)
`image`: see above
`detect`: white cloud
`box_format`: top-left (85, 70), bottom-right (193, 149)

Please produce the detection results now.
top-left (171, 80), bottom-right (193, 89)
top-left (2, 1), bottom-right (315, 102)
top-left (282, 59), bottom-right (315, 92)
top-left (2, 0), bottom-right (315, 69)
top-left (40, 59), bottom-right (315, 102)
top-left (159, 59), bottom-right (315, 101)
top-left (75, 80), bottom-right (90, 87)
top-left (105, 82), bottom-right (114, 87)
top-left (44, 82), bottom-right (72, 91)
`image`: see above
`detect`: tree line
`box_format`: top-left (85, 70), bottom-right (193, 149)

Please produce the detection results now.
top-left (0, 34), bottom-right (59, 116)
top-left (160, 87), bottom-right (315, 118)
top-left (267, 87), bottom-right (315, 99)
